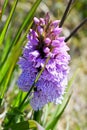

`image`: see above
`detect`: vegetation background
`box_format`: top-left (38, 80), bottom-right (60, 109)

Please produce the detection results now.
top-left (0, 0), bottom-right (87, 130)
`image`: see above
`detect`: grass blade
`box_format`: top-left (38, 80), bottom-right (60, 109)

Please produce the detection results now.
top-left (0, 0), bottom-right (18, 46)
top-left (1, 0), bottom-right (42, 66)
top-left (2, 0), bottom-right (42, 64)
top-left (45, 94), bottom-right (71, 130)
top-left (0, 0), bottom-right (42, 97)
top-left (0, 0), bottom-right (8, 20)
top-left (12, 0), bottom-right (42, 46)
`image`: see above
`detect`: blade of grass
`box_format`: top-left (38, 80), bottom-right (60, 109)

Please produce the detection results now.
top-left (12, 0), bottom-right (42, 46)
top-left (0, 31), bottom-right (12, 65)
top-left (0, 0), bottom-right (8, 20)
top-left (45, 94), bottom-right (71, 130)
top-left (0, 0), bottom-right (42, 88)
top-left (12, 91), bottom-right (26, 107)
top-left (1, 48), bottom-right (21, 98)
top-left (1, 0), bottom-right (42, 66)
top-left (0, 0), bottom-right (18, 45)
top-left (0, 21), bottom-right (32, 97)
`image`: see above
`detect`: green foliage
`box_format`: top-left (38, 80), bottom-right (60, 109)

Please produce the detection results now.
top-left (3, 120), bottom-right (44, 130)
top-left (0, 0), bottom-right (18, 45)
top-left (0, 0), bottom-right (42, 98)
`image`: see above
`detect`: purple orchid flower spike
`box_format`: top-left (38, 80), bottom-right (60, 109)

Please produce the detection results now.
top-left (17, 13), bottom-right (70, 110)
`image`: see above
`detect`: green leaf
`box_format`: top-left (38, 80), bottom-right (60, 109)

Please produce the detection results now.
top-left (12, 91), bottom-right (26, 107)
top-left (33, 110), bottom-right (43, 124)
top-left (11, 107), bottom-right (23, 115)
top-left (3, 120), bottom-right (45, 130)
top-left (12, 91), bottom-right (30, 112)
top-left (4, 121), bottom-right (32, 130)
top-left (0, 0), bottom-right (18, 45)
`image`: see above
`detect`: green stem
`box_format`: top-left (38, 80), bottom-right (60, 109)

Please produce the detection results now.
top-left (18, 82), bottom-right (35, 109)
top-left (18, 56), bottom-right (50, 109)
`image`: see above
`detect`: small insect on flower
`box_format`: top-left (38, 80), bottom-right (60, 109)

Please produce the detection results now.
top-left (17, 13), bottom-right (70, 111)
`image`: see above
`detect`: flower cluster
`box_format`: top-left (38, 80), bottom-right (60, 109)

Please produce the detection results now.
top-left (17, 13), bottom-right (70, 110)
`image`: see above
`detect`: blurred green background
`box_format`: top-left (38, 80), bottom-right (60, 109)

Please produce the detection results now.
top-left (0, 0), bottom-right (87, 130)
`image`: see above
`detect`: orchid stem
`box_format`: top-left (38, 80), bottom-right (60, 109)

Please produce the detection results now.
top-left (18, 82), bottom-right (35, 109)
top-left (18, 56), bottom-right (50, 109)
